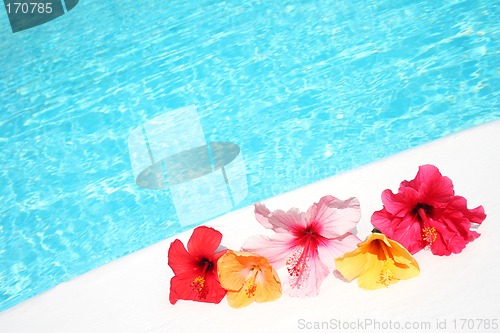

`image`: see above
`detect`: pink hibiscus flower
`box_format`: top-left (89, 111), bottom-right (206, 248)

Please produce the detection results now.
top-left (371, 164), bottom-right (486, 256)
top-left (242, 195), bottom-right (361, 297)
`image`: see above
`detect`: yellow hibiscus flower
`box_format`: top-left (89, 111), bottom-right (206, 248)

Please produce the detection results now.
top-left (334, 230), bottom-right (420, 290)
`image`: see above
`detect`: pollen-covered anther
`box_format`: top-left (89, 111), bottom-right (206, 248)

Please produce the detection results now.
top-left (422, 226), bottom-right (438, 244)
top-left (191, 276), bottom-right (205, 292)
top-left (379, 258), bottom-right (395, 286)
top-left (244, 278), bottom-right (257, 298)
top-left (286, 249), bottom-right (310, 288)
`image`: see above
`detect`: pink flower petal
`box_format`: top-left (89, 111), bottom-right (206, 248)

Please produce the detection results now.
top-left (317, 233), bottom-right (361, 269)
top-left (305, 196), bottom-right (361, 238)
top-left (241, 233), bottom-right (298, 268)
top-left (286, 252), bottom-right (330, 297)
top-left (254, 203), bottom-right (306, 233)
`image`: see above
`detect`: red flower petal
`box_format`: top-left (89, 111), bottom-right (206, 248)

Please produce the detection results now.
top-left (411, 164), bottom-right (454, 206)
top-left (168, 239), bottom-right (197, 276)
top-left (169, 275), bottom-right (199, 305)
top-left (446, 196), bottom-right (486, 224)
top-left (187, 226), bottom-right (223, 259)
top-left (381, 187), bottom-right (418, 217)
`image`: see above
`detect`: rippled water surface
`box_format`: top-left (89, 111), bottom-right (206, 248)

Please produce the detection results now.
top-left (1, 0), bottom-right (498, 311)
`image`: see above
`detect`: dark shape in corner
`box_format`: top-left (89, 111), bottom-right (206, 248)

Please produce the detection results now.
top-left (64, 0), bottom-right (78, 11)
top-left (4, 0), bottom-right (79, 33)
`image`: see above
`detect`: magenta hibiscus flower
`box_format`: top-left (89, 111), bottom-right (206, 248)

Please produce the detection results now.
top-left (371, 165), bottom-right (486, 256)
top-left (242, 195), bottom-right (361, 297)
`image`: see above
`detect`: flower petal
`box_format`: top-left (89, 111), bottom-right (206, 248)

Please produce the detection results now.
top-left (286, 251), bottom-right (330, 297)
top-left (373, 211), bottom-right (424, 254)
top-left (356, 252), bottom-right (385, 290)
top-left (371, 209), bottom-right (397, 238)
top-left (168, 239), bottom-right (196, 276)
top-left (217, 251), bottom-right (247, 291)
top-left (254, 266), bottom-right (282, 304)
top-left (305, 196), bottom-right (360, 238)
top-left (412, 164), bottom-right (454, 205)
top-left (387, 239), bottom-right (420, 280)
top-left (187, 226), bottom-right (223, 258)
top-left (381, 187), bottom-right (418, 217)
top-left (168, 272), bottom-right (226, 304)
top-left (242, 233), bottom-right (297, 268)
top-left (391, 214), bottom-right (425, 253)
top-left (317, 233), bottom-right (361, 269)
top-left (203, 272), bottom-right (228, 304)
top-left (255, 203), bottom-right (306, 233)
top-left (226, 286), bottom-right (255, 308)
top-left (447, 196), bottom-right (486, 224)
top-left (334, 248), bottom-right (366, 282)
top-left (169, 275), bottom-right (198, 304)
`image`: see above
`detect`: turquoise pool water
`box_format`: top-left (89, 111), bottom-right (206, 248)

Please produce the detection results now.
top-left (0, 0), bottom-right (498, 311)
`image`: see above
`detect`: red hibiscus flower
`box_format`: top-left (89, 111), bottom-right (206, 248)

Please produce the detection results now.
top-left (168, 226), bottom-right (227, 304)
top-left (371, 165), bottom-right (486, 256)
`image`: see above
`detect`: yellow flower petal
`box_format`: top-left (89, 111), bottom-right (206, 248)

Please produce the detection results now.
top-left (386, 238), bottom-right (420, 280)
top-left (357, 251), bottom-right (386, 290)
top-left (334, 248), bottom-right (366, 282)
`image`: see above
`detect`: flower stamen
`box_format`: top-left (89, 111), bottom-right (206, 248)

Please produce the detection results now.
top-left (422, 227), bottom-right (437, 248)
top-left (244, 266), bottom-right (260, 298)
top-left (286, 246), bottom-right (310, 289)
top-left (379, 258), bottom-right (395, 286)
top-left (377, 240), bottom-right (397, 287)
top-left (191, 276), bottom-right (205, 292)
top-left (190, 259), bottom-right (212, 299)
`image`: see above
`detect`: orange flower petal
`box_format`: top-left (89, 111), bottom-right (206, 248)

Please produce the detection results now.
top-left (253, 264), bottom-right (282, 304)
top-left (217, 251), bottom-right (247, 291)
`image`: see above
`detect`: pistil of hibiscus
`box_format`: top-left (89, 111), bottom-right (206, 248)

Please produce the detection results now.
top-left (190, 258), bottom-right (212, 299)
top-left (422, 227), bottom-right (438, 245)
top-left (286, 232), bottom-right (312, 288)
top-left (414, 205), bottom-right (438, 247)
top-left (244, 266), bottom-right (259, 298)
top-left (378, 241), bottom-right (395, 286)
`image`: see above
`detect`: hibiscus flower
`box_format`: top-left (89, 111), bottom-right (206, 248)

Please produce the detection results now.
top-left (371, 164), bottom-right (486, 255)
top-left (167, 226), bottom-right (227, 304)
top-left (334, 230), bottom-right (420, 290)
top-left (242, 195), bottom-right (361, 297)
top-left (217, 251), bottom-right (282, 308)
